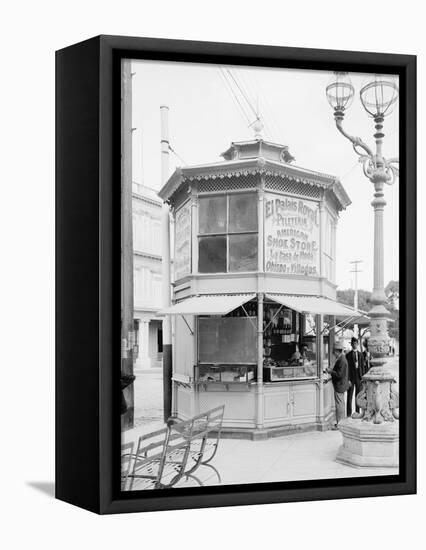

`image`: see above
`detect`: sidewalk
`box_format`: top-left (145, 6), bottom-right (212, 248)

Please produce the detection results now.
top-left (124, 358), bottom-right (399, 487)
top-left (188, 430), bottom-right (397, 487)
top-left (124, 425), bottom-right (398, 489)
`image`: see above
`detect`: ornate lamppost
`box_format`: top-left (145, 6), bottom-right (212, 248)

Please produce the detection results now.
top-left (325, 73), bottom-right (399, 466)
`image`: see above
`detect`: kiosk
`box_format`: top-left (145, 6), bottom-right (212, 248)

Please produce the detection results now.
top-left (159, 138), bottom-right (360, 439)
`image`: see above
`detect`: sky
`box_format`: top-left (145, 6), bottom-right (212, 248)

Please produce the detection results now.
top-left (130, 59), bottom-right (399, 292)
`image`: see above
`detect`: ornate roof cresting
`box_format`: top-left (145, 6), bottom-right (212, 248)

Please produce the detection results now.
top-left (159, 139), bottom-right (351, 211)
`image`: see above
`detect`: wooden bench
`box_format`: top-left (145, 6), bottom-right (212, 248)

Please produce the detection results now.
top-left (120, 441), bottom-right (134, 489)
top-left (122, 405), bottom-right (225, 491)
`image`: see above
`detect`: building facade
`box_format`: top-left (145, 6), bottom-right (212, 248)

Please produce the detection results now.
top-left (132, 181), bottom-right (164, 371)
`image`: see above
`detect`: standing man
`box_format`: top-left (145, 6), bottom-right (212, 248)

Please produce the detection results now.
top-left (326, 342), bottom-right (350, 428)
top-left (362, 338), bottom-right (371, 373)
top-left (346, 336), bottom-right (365, 417)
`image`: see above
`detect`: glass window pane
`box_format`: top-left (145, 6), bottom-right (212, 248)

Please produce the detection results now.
top-left (199, 196), bottom-right (227, 234)
top-left (304, 313), bottom-right (316, 336)
top-left (198, 236), bottom-right (226, 273)
top-left (229, 193), bottom-right (257, 232)
top-left (229, 234), bottom-right (258, 272)
top-left (198, 317), bottom-right (257, 363)
top-left (322, 335), bottom-right (330, 370)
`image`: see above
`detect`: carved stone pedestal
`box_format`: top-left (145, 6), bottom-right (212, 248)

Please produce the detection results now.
top-left (336, 417), bottom-right (399, 468)
top-left (336, 362), bottom-right (399, 468)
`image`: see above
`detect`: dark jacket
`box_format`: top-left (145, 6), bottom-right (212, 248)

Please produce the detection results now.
top-left (362, 350), bottom-right (371, 373)
top-left (331, 354), bottom-right (350, 393)
top-left (121, 373), bottom-right (135, 414)
top-left (346, 349), bottom-right (366, 383)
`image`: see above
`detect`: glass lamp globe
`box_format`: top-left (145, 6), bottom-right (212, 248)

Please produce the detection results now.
top-left (326, 72), bottom-right (355, 112)
top-left (360, 75), bottom-right (399, 118)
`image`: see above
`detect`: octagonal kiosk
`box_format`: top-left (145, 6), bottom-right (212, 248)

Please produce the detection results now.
top-left (159, 138), bottom-right (360, 439)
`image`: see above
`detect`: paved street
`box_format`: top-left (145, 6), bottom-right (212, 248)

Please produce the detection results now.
top-left (132, 369), bottom-right (164, 432)
top-left (123, 357), bottom-right (399, 487)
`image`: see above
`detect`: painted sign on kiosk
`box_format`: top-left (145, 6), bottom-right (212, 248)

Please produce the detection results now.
top-left (174, 201), bottom-right (191, 280)
top-left (264, 194), bottom-right (320, 276)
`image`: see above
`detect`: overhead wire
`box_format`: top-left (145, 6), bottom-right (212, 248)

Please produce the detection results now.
top-left (225, 68), bottom-right (258, 120)
top-left (240, 68), bottom-right (277, 140)
top-left (236, 69), bottom-right (276, 140)
top-left (340, 160), bottom-right (361, 181)
top-left (217, 64), bottom-right (287, 144)
top-left (247, 68), bottom-right (283, 141)
top-left (224, 66), bottom-right (278, 141)
top-left (217, 66), bottom-right (252, 126)
top-left (168, 144), bottom-right (187, 166)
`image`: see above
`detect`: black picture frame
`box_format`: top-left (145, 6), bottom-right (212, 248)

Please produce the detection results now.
top-left (56, 35), bottom-right (416, 514)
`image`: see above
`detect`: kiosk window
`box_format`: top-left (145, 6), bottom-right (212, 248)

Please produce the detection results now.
top-left (199, 196), bottom-right (226, 234)
top-left (322, 315), bottom-right (332, 369)
top-left (199, 236), bottom-right (227, 273)
top-left (198, 317), bottom-right (257, 364)
top-left (229, 193), bottom-right (257, 232)
top-left (263, 305), bottom-right (318, 380)
top-left (198, 193), bottom-right (258, 273)
top-left (229, 234), bottom-right (258, 272)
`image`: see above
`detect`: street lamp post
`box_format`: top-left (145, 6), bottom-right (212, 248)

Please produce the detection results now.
top-left (325, 73), bottom-right (399, 466)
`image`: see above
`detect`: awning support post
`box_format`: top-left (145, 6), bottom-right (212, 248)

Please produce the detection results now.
top-left (241, 304), bottom-right (257, 330)
top-left (317, 314), bottom-right (325, 420)
top-left (331, 315), bottom-right (359, 335)
top-left (256, 293), bottom-right (264, 430)
top-left (263, 303), bottom-right (284, 333)
top-left (180, 314), bottom-right (194, 336)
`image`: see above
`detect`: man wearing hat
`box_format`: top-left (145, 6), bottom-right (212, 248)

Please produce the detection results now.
top-left (326, 341), bottom-right (350, 428)
top-left (346, 336), bottom-right (366, 417)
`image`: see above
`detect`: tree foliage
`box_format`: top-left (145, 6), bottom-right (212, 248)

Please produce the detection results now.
top-left (385, 280), bottom-right (399, 296)
top-left (336, 289), bottom-right (372, 312)
top-left (337, 282), bottom-right (399, 340)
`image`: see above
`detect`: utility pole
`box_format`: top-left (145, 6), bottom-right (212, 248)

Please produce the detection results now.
top-left (160, 105), bottom-right (172, 421)
top-left (350, 260), bottom-right (363, 339)
top-left (121, 60), bottom-right (135, 429)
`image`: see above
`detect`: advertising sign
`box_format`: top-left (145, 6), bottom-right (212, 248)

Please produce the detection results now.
top-left (174, 201), bottom-right (192, 280)
top-left (264, 194), bottom-right (320, 276)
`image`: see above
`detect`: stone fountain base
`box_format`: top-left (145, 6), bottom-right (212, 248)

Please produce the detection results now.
top-left (336, 417), bottom-right (399, 468)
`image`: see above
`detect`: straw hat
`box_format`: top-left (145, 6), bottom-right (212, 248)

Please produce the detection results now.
top-left (333, 339), bottom-right (345, 352)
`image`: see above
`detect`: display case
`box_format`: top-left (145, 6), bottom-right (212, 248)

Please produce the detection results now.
top-left (263, 361), bottom-right (316, 381)
top-left (195, 364), bottom-right (256, 385)
top-left (196, 312), bottom-right (258, 389)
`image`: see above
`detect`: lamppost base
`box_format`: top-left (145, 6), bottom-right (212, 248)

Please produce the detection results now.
top-left (336, 417), bottom-right (399, 468)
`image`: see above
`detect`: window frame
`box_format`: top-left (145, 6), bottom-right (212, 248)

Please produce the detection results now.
top-left (198, 191), bottom-right (258, 273)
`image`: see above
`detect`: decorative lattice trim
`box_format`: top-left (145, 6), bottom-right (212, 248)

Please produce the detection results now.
top-left (264, 174), bottom-right (322, 199)
top-left (197, 174), bottom-right (259, 193)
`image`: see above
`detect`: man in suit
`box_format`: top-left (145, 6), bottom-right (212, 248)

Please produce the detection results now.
top-left (326, 342), bottom-right (350, 428)
top-left (346, 336), bottom-right (366, 417)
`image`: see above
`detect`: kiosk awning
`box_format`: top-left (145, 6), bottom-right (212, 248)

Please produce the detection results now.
top-left (158, 294), bottom-right (257, 316)
top-left (266, 294), bottom-right (365, 318)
